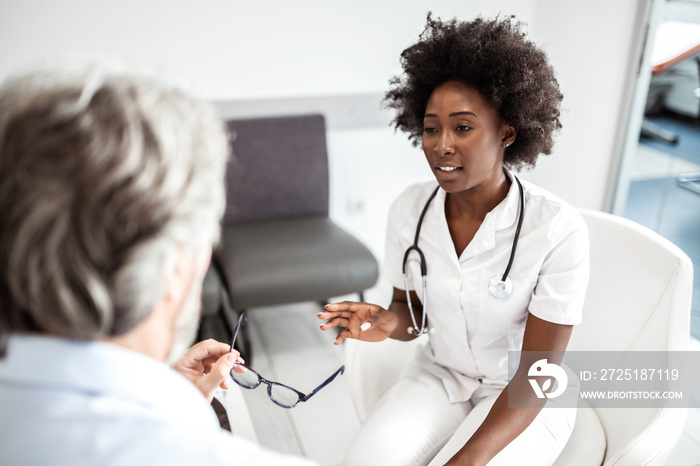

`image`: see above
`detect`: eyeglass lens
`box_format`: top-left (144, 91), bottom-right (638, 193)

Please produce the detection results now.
top-left (230, 366), bottom-right (301, 408)
top-left (269, 384), bottom-right (302, 408)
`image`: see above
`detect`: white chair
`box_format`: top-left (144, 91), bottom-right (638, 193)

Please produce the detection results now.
top-left (345, 209), bottom-right (693, 465)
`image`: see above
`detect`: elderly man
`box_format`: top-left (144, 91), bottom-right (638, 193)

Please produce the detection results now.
top-left (0, 68), bottom-right (315, 465)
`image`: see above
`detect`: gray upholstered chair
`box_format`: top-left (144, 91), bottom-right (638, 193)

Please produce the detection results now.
top-left (200, 114), bottom-right (379, 360)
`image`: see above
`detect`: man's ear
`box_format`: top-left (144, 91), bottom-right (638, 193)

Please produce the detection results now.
top-left (103, 245), bottom-right (198, 362)
top-left (163, 245), bottom-right (195, 313)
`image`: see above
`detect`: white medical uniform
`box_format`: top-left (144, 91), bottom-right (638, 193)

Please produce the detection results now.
top-left (0, 335), bottom-right (317, 466)
top-left (342, 169), bottom-right (589, 466)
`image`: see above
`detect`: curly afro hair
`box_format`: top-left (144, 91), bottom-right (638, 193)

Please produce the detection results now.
top-left (385, 14), bottom-right (563, 169)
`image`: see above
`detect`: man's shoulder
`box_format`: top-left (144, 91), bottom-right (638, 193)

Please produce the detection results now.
top-left (113, 420), bottom-right (310, 465)
top-left (0, 393), bottom-right (316, 466)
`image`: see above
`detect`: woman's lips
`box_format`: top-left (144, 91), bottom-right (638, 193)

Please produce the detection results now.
top-left (434, 166), bottom-right (463, 180)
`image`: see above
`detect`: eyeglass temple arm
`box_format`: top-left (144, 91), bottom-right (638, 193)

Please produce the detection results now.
top-left (299, 366), bottom-right (345, 402)
top-left (229, 312), bottom-right (247, 351)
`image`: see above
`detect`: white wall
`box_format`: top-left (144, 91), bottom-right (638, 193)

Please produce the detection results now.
top-left (0, 0), bottom-right (535, 261)
top-left (519, 0), bottom-right (651, 212)
top-left (0, 0), bottom-right (535, 99)
top-left (0, 0), bottom-right (649, 261)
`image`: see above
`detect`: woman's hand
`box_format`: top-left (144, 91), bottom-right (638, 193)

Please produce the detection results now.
top-left (318, 301), bottom-right (398, 345)
top-left (172, 339), bottom-right (246, 402)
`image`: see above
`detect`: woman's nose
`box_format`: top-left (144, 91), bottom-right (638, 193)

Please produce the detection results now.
top-left (434, 131), bottom-right (455, 157)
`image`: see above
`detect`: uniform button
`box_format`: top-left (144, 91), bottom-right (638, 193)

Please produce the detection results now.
top-left (454, 311), bottom-right (463, 319)
top-left (453, 267), bottom-right (461, 278)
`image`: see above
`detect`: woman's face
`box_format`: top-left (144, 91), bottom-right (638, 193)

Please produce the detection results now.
top-left (422, 80), bottom-right (514, 194)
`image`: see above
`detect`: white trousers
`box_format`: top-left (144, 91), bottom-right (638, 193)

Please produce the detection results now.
top-left (342, 366), bottom-right (576, 466)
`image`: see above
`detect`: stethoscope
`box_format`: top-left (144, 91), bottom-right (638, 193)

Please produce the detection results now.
top-left (402, 175), bottom-right (525, 335)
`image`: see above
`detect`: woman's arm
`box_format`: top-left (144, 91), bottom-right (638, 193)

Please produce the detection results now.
top-left (444, 314), bottom-right (573, 466)
top-left (318, 287), bottom-right (423, 343)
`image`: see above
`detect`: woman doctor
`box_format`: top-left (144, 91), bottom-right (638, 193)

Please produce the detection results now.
top-left (318, 14), bottom-right (589, 466)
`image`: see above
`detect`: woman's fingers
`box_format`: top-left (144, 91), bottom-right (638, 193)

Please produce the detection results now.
top-left (317, 309), bottom-right (355, 321)
top-left (332, 320), bottom-right (381, 344)
top-left (322, 301), bottom-right (380, 314)
top-left (318, 301), bottom-right (395, 344)
top-left (318, 303), bottom-right (375, 333)
top-left (319, 316), bottom-right (351, 330)
top-left (335, 328), bottom-right (353, 345)
top-left (317, 301), bottom-right (381, 324)
top-left (320, 313), bottom-right (385, 332)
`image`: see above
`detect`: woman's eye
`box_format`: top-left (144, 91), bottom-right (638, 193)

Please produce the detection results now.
top-left (456, 125), bottom-right (471, 131)
top-left (423, 127), bottom-right (437, 133)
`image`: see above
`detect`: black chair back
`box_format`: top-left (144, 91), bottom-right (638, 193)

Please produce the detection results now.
top-left (224, 114), bottom-right (329, 223)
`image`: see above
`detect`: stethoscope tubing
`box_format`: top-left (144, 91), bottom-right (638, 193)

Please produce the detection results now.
top-left (501, 177), bottom-right (524, 283)
top-left (403, 174), bottom-right (524, 335)
top-left (402, 186), bottom-right (439, 276)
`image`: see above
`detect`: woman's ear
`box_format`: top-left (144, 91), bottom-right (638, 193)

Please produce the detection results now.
top-left (502, 124), bottom-right (517, 147)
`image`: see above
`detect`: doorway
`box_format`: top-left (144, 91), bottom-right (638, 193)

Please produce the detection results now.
top-left (616, 0), bottom-right (700, 340)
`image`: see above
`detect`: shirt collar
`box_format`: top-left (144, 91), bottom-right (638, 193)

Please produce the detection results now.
top-left (433, 167), bottom-right (521, 229)
top-left (432, 167), bottom-right (523, 260)
top-left (495, 167), bottom-right (522, 231)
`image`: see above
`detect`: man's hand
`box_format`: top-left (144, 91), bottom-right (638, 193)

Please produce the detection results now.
top-left (172, 339), bottom-right (245, 402)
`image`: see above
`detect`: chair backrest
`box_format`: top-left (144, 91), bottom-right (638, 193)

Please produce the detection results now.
top-left (569, 209), bottom-right (692, 353)
top-left (223, 114), bottom-right (330, 224)
top-left (572, 209), bottom-right (693, 466)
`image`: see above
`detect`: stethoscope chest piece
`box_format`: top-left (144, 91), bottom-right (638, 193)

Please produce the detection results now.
top-left (407, 326), bottom-right (438, 335)
top-left (488, 274), bottom-right (513, 299)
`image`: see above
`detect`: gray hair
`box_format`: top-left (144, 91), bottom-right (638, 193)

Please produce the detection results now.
top-left (0, 68), bottom-right (229, 339)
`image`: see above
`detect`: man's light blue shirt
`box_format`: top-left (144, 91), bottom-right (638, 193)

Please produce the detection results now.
top-left (0, 334), bottom-right (315, 466)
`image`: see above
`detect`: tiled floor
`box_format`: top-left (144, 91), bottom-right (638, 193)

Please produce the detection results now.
top-left (234, 302), bottom-right (360, 466)
top-left (234, 302), bottom-right (361, 464)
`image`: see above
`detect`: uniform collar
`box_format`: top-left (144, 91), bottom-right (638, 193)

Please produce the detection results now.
top-left (433, 167), bottom-right (523, 261)
top-left (495, 167), bottom-right (522, 231)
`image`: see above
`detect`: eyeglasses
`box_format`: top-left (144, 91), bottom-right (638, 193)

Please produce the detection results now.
top-left (229, 312), bottom-right (345, 409)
